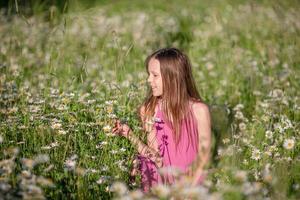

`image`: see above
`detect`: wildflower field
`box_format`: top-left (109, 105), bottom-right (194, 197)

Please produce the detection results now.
top-left (0, 0), bottom-right (299, 199)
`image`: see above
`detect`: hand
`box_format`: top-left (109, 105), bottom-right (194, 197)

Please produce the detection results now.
top-left (112, 119), bottom-right (132, 138)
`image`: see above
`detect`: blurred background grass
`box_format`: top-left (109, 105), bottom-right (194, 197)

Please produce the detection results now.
top-left (0, 0), bottom-right (299, 199)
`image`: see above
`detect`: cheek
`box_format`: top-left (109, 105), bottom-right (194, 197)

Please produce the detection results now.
top-left (159, 79), bottom-right (163, 90)
top-left (154, 78), bottom-right (163, 90)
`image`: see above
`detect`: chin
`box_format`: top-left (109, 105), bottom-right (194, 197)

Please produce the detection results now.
top-left (153, 93), bottom-right (162, 97)
top-left (152, 90), bottom-right (162, 97)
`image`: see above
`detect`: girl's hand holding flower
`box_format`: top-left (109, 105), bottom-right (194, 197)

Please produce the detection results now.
top-left (112, 119), bottom-right (132, 138)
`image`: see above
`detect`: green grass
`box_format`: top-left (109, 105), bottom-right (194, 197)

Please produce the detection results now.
top-left (0, 0), bottom-right (299, 199)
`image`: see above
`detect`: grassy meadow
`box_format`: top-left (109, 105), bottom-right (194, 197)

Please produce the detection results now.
top-left (0, 0), bottom-right (299, 199)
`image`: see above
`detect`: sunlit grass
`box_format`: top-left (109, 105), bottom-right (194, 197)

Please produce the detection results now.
top-left (0, 0), bottom-right (299, 199)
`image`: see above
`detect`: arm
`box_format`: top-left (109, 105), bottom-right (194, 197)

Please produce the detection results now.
top-left (188, 103), bottom-right (212, 184)
top-left (127, 130), bottom-right (162, 167)
top-left (112, 106), bottom-right (162, 167)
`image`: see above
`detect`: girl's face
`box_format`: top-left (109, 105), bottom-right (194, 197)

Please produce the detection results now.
top-left (147, 58), bottom-right (163, 97)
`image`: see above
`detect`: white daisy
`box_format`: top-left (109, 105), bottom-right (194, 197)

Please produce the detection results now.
top-left (51, 122), bottom-right (62, 129)
top-left (234, 111), bottom-right (244, 120)
top-left (239, 123), bottom-right (246, 131)
top-left (58, 130), bottom-right (67, 135)
top-left (265, 130), bottom-right (273, 139)
top-left (111, 182), bottom-right (128, 195)
top-left (251, 149), bottom-right (261, 160)
top-left (151, 184), bottom-right (170, 198)
top-left (103, 125), bottom-right (111, 133)
top-left (283, 138), bottom-right (295, 150)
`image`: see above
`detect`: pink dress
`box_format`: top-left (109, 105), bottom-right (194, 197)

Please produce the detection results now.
top-left (137, 102), bottom-right (204, 192)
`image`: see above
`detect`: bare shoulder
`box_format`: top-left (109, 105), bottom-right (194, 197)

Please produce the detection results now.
top-left (191, 101), bottom-right (212, 140)
top-left (192, 101), bottom-right (211, 119)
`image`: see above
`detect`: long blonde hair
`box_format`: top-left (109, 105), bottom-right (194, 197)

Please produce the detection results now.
top-left (141, 47), bottom-right (203, 146)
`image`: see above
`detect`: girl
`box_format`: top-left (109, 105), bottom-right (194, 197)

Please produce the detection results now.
top-left (112, 47), bottom-right (212, 192)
